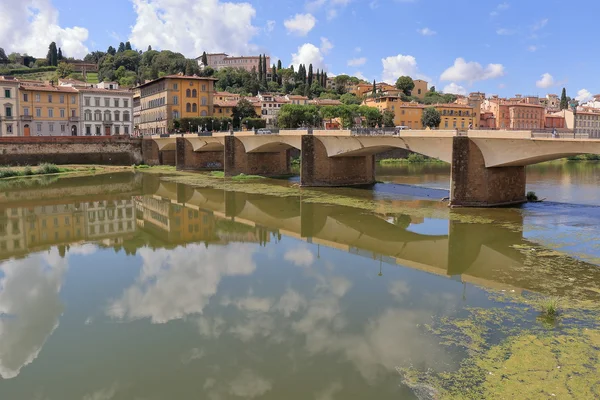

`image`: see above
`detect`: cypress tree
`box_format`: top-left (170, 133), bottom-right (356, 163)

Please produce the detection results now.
top-left (57, 47), bottom-right (63, 61)
top-left (47, 42), bottom-right (58, 66)
top-left (308, 64), bottom-right (313, 86)
top-left (316, 70), bottom-right (321, 87)
top-left (125, 41), bottom-right (132, 51)
top-left (272, 64), bottom-right (277, 82)
top-left (277, 59), bottom-right (282, 70)
top-left (118, 42), bottom-right (125, 53)
top-left (372, 79), bottom-right (377, 96)
top-left (263, 55), bottom-right (268, 85)
top-left (148, 45), bottom-right (152, 51)
top-left (201, 51), bottom-right (208, 66)
top-left (560, 87), bottom-right (568, 110)
top-left (258, 55), bottom-right (263, 82)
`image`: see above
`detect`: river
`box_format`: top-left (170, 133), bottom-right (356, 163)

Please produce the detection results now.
top-left (0, 162), bottom-right (599, 399)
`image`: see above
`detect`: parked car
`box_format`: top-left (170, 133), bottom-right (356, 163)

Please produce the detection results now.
top-left (257, 129), bottom-right (272, 135)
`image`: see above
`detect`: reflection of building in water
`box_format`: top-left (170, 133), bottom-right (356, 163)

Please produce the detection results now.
top-left (0, 199), bottom-right (136, 259)
top-left (86, 199), bottom-right (135, 241)
top-left (134, 196), bottom-right (218, 243)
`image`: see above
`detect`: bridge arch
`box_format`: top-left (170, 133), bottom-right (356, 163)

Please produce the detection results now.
top-left (185, 137), bottom-right (225, 152)
top-left (235, 135), bottom-right (302, 153)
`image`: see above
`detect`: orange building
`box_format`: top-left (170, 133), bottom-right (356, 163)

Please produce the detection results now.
top-left (363, 95), bottom-right (424, 128)
top-left (18, 83), bottom-right (80, 136)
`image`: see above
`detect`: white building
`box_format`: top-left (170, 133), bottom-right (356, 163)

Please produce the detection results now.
top-left (86, 199), bottom-right (136, 239)
top-left (257, 93), bottom-right (289, 126)
top-left (78, 82), bottom-right (133, 136)
top-left (199, 53), bottom-right (270, 73)
top-left (0, 76), bottom-right (20, 136)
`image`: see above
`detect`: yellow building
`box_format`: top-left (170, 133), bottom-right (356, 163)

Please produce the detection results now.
top-left (353, 82), bottom-right (396, 97)
top-left (18, 83), bottom-right (80, 136)
top-left (137, 74), bottom-right (217, 135)
top-left (434, 103), bottom-right (477, 129)
top-left (411, 79), bottom-right (428, 99)
top-left (363, 95), bottom-right (424, 128)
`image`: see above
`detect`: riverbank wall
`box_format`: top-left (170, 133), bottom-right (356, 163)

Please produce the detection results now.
top-left (0, 136), bottom-right (143, 166)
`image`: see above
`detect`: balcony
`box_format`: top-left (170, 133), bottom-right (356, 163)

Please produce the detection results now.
top-left (69, 116), bottom-right (80, 122)
top-left (3, 115), bottom-right (14, 120)
top-left (20, 115), bottom-right (33, 121)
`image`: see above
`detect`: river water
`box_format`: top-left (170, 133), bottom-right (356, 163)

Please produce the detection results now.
top-left (0, 162), bottom-right (599, 399)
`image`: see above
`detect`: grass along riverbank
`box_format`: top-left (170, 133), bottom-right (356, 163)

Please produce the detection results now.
top-left (379, 154), bottom-right (446, 164)
top-left (0, 164), bottom-right (134, 180)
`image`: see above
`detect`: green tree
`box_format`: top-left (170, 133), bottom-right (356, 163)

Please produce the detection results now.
top-left (118, 42), bottom-right (125, 53)
top-left (278, 104), bottom-right (322, 128)
top-left (340, 93), bottom-right (361, 105)
top-left (421, 107), bottom-right (441, 129)
top-left (272, 64), bottom-right (277, 82)
top-left (113, 50), bottom-right (141, 71)
top-left (382, 110), bottom-right (395, 127)
top-left (56, 62), bottom-right (74, 78)
top-left (395, 76), bottom-right (415, 96)
top-left (308, 64), bottom-right (313, 86)
top-left (107, 46), bottom-right (116, 56)
top-left (430, 86), bottom-right (436, 92)
top-left (310, 81), bottom-right (324, 98)
top-left (0, 48), bottom-right (8, 64)
top-left (46, 42), bottom-right (58, 66)
top-left (201, 51), bottom-right (208, 66)
top-left (334, 74), bottom-right (351, 94)
top-left (57, 47), bottom-right (63, 61)
top-left (125, 41), bottom-right (132, 51)
top-left (277, 60), bottom-right (282, 70)
top-left (258, 55), bottom-right (263, 82)
top-left (560, 88), bottom-right (568, 110)
top-left (372, 79), bottom-right (377, 96)
top-left (358, 105), bottom-right (382, 127)
top-left (232, 98), bottom-right (258, 121)
top-left (147, 45), bottom-right (152, 51)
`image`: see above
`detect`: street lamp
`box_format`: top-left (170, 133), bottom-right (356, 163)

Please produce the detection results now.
top-left (570, 101), bottom-right (577, 139)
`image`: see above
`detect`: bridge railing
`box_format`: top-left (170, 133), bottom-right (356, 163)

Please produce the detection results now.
top-left (351, 128), bottom-right (398, 136)
top-left (531, 130), bottom-right (589, 139)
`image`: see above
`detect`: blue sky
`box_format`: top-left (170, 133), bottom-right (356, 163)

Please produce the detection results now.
top-left (1, 0), bottom-right (595, 100)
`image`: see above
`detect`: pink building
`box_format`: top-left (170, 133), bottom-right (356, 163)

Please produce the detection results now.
top-left (199, 53), bottom-right (271, 74)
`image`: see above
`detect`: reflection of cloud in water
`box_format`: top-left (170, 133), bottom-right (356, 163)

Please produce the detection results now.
top-left (284, 247), bottom-right (315, 267)
top-left (229, 369), bottom-right (272, 398)
top-left (107, 244), bottom-right (257, 323)
top-left (388, 280), bottom-right (410, 301)
top-left (82, 383), bottom-right (118, 400)
top-left (315, 381), bottom-right (342, 400)
top-left (0, 248), bottom-right (67, 379)
top-left (275, 289), bottom-right (306, 317)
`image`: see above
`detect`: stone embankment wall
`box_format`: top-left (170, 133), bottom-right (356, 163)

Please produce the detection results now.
top-left (0, 136), bottom-right (143, 166)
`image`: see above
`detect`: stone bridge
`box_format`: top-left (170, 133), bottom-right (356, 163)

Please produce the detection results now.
top-left (143, 130), bottom-right (600, 207)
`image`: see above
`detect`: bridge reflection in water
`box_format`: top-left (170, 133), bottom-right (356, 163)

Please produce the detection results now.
top-left (1, 173), bottom-right (598, 300)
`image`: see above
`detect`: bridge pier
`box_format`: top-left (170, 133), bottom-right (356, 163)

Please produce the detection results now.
top-left (176, 137), bottom-right (224, 171)
top-left (300, 135), bottom-right (376, 187)
top-left (224, 136), bottom-right (291, 177)
top-left (450, 136), bottom-right (526, 207)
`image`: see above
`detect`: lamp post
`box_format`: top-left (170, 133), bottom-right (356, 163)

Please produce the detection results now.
top-left (570, 101), bottom-right (577, 139)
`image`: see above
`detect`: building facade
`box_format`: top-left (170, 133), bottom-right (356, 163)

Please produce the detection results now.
top-left (137, 74), bottom-right (217, 135)
top-left (257, 93), bottom-right (289, 126)
top-left (0, 76), bottom-right (19, 136)
top-left (18, 83), bottom-right (80, 136)
top-left (200, 53), bottom-right (270, 73)
top-left (133, 88), bottom-right (141, 136)
top-left (79, 82), bottom-right (133, 136)
top-left (435, 104), bottom-right (476, 129)
top-left (410, 79), bottom-right (428, 99)
top-left (508, 104), bottom-right (544, 129)
top-left (363, 96), bottom-right (424, 128)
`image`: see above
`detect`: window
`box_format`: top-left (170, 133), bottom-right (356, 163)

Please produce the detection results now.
top-left (105, 98), bottom-right (110, 107)
top-left (173, 111), bottom-right (179, 119)
top-left (5, 107), bottom-right (11, 117)
top-left (60, 109), bottom-right (65, 118)
top-left (85, 125), bottom-right (91, 135)
top-left (36, 108), bottom-right (41, 117)
top-left (173, 83), bottom-right (178, 90)
top-left (60, 95), bottom-right (65, 104)
top-left (85, 110), bottom-right (92, 120)
top-left (104, 111), bottom-right (111, 121)
top-left (85, 97), bottom-right (91, 106)
top-left (123, 112), bottom-right (130, 121)
top-left (124, 126), bottom-right (129, 135)
top-left (94, 110), bottom-right (101, 121)
top-left (61, 124), bottom-right (66, 133)
top-left (4, 89), bottom-right (10, 98)
top-left (48, 108), bottom-right (54, 118)
top-left (186, 89), bottom-right (191, 97)
top-left (49, 123), bottom-right (54, 132)
top-left (71, 96), bottom-right (76, 104)
top-left (96, 125), bottom-right (101, 135)
top-left (37, 123), bottom-right (42, 132)
top-left (201, 110), bottom-right (207, 116)
top-left (115, 126), bottom-right (120, 135)
top-left (201, 97), bottom-right (207, 106)
top-left (114, 111), bottom-right (120, 121)
top-left (114, 99), bottom-right (119, 107)
top-left (202, 84), bottom-right (206, 91)
top-left (95, 97), bottom-right (100, 106)
top-left (35, 94), bottom-right (40, 102)
top-left (24, 107), bottom-right (29, 116)
top-left (186, 103), bottom-right (191, 112)
top-left (192, 89), bottom-right (197, 97)
top-left (173, 96), bottom-right (178, 105)
top-left (192, 103), bottom-right (197, 112)
top-left (123, 99), bottom-right (129, 108)
top-left (6, 124), bottom-right (12, 134)
top-left (23, 93), bottom-right (28, 102)
top-left (48, 94), bottom-right (53, 103)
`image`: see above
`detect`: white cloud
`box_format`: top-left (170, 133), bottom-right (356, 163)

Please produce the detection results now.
top-left (496, 28), bottom-right (516, 35)
top-left (532, 18), bottom-right (548, 31)
top-left (347, 57), bottom-right (367, 67)
top-left (353, 71), bottom-right (368, 81)
top-left (536, 73), bottom-right (555, 88)
top-left (129, 0), bottom-right (258, 57)
top-left (327, 9), bottom-right (338, 20)
top-left (490, 2), bottom-right (509, 16)
top-left (0, 0), bottom-right (89, 58)
top-left (284, 13), bottom-right (317, 36)
top-left (266, 20), bottom-right (276, 33)
top-left (576, 89), bottom-right (593, 103)
top-left (528, 45), bottom-right (538, 52)
top-left (498, 83), bottom-right (507, 89)
top-left (381, 54), bottom-right (427, 84)
top-left (417, 27), bottom-right (436, 36)
top-left (440, 58), bottom-right (505, 83)
top-left (229, 370), bottom-right (272, 398)
top-left (291, 43), bottom-right (326, 70)
top-left (355, 47), bottom-right (362, 53)
top-left (442, 83), bottom-right (467, 96)
top-left (320, 37), bottom-right (334, 55)
top-left (307, 0), bottom-right (351, 20)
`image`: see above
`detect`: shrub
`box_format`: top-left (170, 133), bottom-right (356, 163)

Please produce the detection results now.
top-left (539, 296), bottom-right (560, 317)
top-left (526, 191), bottom-right (538, 202)
top-left (37, 163), bottom-right (61, 175)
